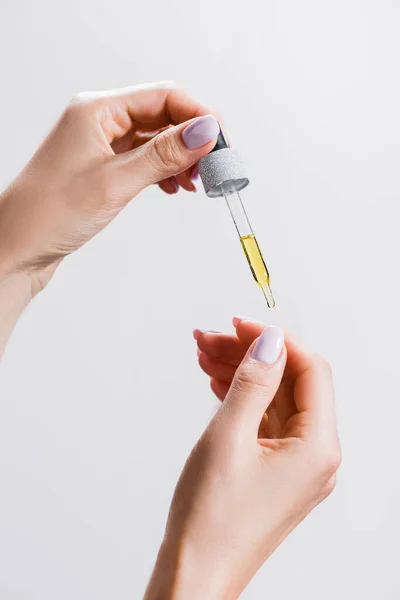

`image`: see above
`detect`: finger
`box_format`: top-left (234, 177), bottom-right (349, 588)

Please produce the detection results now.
top-left (233, 317), bottom-right (266, 345)
top-left (234, 318), bottom-right (312, 383)
top-left (194, 330), bottom-right (248, 366)
top-left (221, 326), bottom-right (286, 432)
top-left (265, 400), bottom-right (282, 438)
top-left (272, 384), bottom-right (297, 432)
top-left (283, 333), bottom-right (337, 440)
top-left (116, 82), bottom-right (220, 129)
top-left (112, 126), bottom-right (174, 156)
top-left (210, 378), bottom-right (271, 438)
top-left (176, 164), bottom-right (200, 192)
top-left (131, 127), bottom-right (170, 149)
top-left (175, 170), bottom-right (196, 192)
top-left (111, 127), bottom-right (165, 155)
top-left (129, 131), bottom-right (196, 193)
top-left (233, 319), bottom-right (299, 429)
top-left (210, 378), bottom-right (230, 401)
top-left (113, 114), bottom-right (220, 192)
top-left (80, 82), bottom-right (221, 141)
top-left (158, 177), bottom-right (179, 195)
top-left (198, 352), bottom-right (237, 383)
top-left (234, 320), bottom-right (334, 438)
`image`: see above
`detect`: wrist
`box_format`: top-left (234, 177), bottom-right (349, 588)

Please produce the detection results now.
top-left (0, 270), bottom-right (36, 359)
top-left (0, 188), bottom-right (60, 295)
top-left (0, 270), bottom-right (34, 307)
top-left (144, 534), bottom-right (238, 600)
top-left (0, 263), bottom-right (53, 304)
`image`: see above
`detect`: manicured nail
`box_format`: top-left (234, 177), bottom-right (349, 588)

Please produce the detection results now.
top-left (251, 326), bottom-right (284, 365)
top-left (171, 178), bottom-right (179, 193)
top-left (193, 328), bottom-right (221, 340)
top-left (182, 115), bottom-right (220, 150)
top-left (233, 316), bottom-right (250, 327)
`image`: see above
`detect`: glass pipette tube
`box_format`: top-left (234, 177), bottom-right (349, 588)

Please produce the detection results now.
top-left (221, 180), bottom-right (275, 308)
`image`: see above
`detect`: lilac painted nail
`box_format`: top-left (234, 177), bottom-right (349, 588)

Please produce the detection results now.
top-left (251, 326), bottom-right (284, 365)
top-left (182, 115), bottom-right (220, 150)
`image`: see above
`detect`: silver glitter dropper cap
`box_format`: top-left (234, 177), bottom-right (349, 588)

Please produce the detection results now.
top-left (198, 128), bottom-right (250, 198)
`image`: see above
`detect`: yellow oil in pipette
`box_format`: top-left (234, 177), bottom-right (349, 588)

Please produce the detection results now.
top-left (197, 126), bottom-right (276, 308)
top-left (221, 180), bottom-right (275, 309)
top-left (240, 234), bottom-right (275, 308)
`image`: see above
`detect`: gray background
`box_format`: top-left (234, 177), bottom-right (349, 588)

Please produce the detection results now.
top-left (0, 0), bottom-right (399, 598)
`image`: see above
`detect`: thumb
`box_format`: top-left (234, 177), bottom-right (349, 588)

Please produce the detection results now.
top-left (117, 114), bottom-right (220, 189)
top-left (223, 326), bottom-right (286, 431)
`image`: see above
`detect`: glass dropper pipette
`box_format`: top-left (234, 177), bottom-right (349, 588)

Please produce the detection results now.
top-left (198, 127), bottom-right (275, 308)
top-left (221, 180), bottom-right (275, 308)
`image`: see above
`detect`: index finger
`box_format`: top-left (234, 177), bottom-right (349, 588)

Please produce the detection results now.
top-left (88, 81), bottom-right (221, 130)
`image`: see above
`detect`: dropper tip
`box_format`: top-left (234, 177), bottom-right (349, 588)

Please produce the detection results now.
top-left (262, 284), bottom-right (276, 309)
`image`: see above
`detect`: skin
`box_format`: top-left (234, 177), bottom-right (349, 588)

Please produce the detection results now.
top-left (144, 318), bottom-right (341, 599)
top-left (0, 83), bottom-right (341, 599)
top-left (0, 81), bottom-right (219, 356)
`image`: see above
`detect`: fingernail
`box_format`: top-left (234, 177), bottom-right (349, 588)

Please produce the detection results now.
top-left (171, 178), bottom-right (179, 193)
top-left (182, 115), bottom-right (220, 150)
top-left (233, 316), bottom-right (250, 327)
top-left (193, 328), bottom-right (221, 340)
top-left (251, 326), bottom-right (284, 365)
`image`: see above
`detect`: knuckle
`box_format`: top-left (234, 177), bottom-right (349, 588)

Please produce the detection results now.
top-left (151, 80), bottom-right (178, 91)
top-left (64, 96), bottom-right (90, 120)
top-left (70, 92), bottom-right (86, 105)
top-left (152, 132), bottom-right (185, 173)
top-left (67, 93), bottom-right (89, 110)
top-left (233, 364), bottom-right (272, 394)
top-left (66, 92), bottom-right (104, 117)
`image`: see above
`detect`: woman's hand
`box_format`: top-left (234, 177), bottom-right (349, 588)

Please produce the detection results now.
top-left (145, 318), bottom-right (341, 600)
top-left (0, 81), bottom-right (219, 294)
